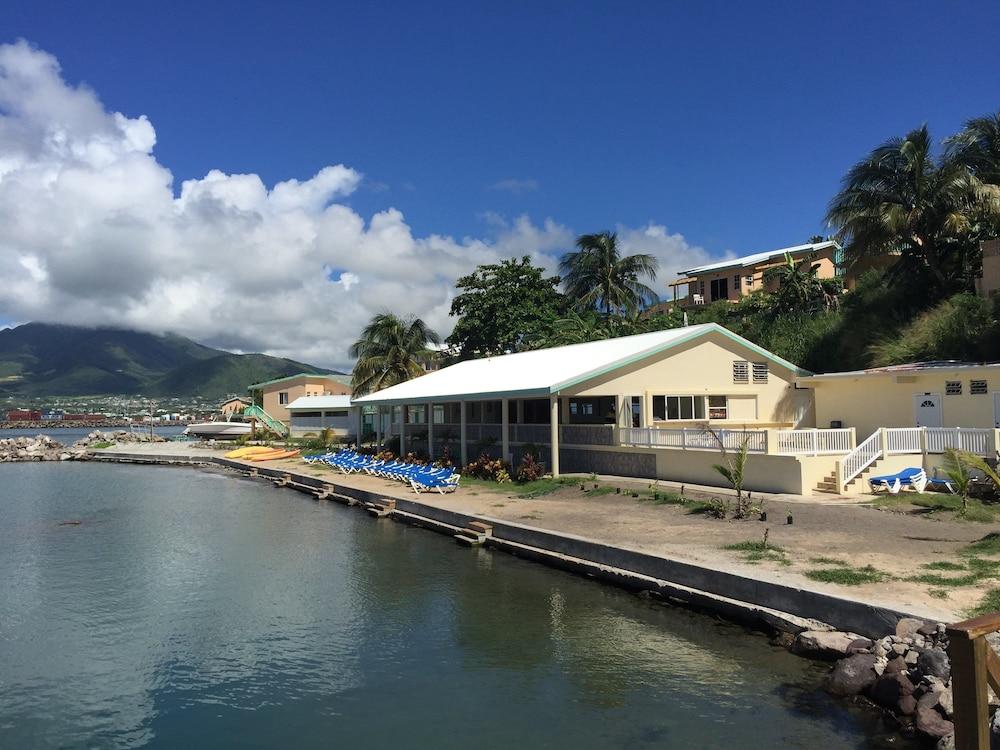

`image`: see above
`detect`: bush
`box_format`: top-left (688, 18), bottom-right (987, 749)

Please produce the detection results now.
top-left (464, 452), bottom-right (512, 483)
top-left (433, 446), bottom-right (455, 469)
top-left (515, 453), bottom-right (545, 483)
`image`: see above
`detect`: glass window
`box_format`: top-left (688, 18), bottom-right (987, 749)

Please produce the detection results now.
top-left (653, 396), bottom-right (666, 421)
top-left (708, 395), bottom-right (728, 420)
top-left (656, 395), bottom-right (704, 421)
top-left (279, 392), bottom-right (289, 405)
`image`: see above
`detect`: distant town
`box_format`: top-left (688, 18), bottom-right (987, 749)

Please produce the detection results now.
top-left (1, 394), bottom-right (231, 425)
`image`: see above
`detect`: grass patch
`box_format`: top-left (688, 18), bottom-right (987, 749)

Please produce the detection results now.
top-left (723, 540), bottom-right (791, 566)
top-left (805, 566), bottom-right (892, 586)
top-left (585, 485), bottom-right (617, 496)
top-left (928, 589), bottom-right (950, 599)
top-left (961, 533), bottom-right (1000, 557)
top-left (458, 476), bottom-right (575, 498)
top-left (921, 560), bottom-right (966, 571)
top-left (910, 555), bottom-right (1000, 588)
top-left (968, 588), bottom-right (1000, 618)
top-left (89, 441), bottom-right (113, 450)
top-left (808, 556), bottom-right (845, 565)
top-left (871, 493), bottom-right (998, 522)
top-left (638, 491), bottom-right (687, 506)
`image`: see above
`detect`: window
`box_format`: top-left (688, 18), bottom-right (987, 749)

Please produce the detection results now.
top-left (278, 392), bottom-right (289, 405)
top-left (752, 362), bottom-right (768, 383)
top-left (653, 395), bottom-right (705, 421)
top-left (433, 405), bottom-right (445, 424)
top-left (745, 275), bottom-right (753, 288)
top-left (699, 280), bottom-right (705, 297)
top-left (733, 360), bottom-right (749, 384)
top-left (971, 380), bottom-right (988, 395)
top-left (708, 395), bottom-right (728, 420)
top-left (945, 381), bottom-right (962, 395)
top-left (733, 274), bottom-right (741, 291)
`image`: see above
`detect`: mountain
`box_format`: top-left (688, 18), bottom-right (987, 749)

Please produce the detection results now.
top-left (0, 323), bottom-right (344, 398)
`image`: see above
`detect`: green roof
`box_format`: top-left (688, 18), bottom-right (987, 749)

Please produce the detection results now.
top-left (247, 372), bottom-right (350, 391)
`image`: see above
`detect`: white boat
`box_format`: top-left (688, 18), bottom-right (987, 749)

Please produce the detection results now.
top-left (184, 421), bottom-right (252, 439)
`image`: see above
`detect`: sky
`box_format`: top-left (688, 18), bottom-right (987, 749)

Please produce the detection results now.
top-left (1, 1), bottom-right (999, 369)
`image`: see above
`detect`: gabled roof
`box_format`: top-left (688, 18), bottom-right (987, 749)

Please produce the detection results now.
top-left (287, 395), bottom-right (352, 410)
top-left (354, 323), bottom-right (810, 405)
top-left (246, 372), bottom-right (348, 390)
top-left (679, 241), bottom-right (841, 276)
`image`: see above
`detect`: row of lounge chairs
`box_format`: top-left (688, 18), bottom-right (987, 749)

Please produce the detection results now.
top-left (869, 467), bottom-right (964, 494)
top-left (303, 449), bottom-right (461, 494)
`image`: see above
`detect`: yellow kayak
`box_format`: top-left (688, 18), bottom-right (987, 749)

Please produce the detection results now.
top-left (248, 449), bottom-right (300, 462)
top-left (225, 446), bottom-right (274, 459)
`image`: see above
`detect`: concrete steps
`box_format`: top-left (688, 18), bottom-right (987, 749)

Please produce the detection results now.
top-left (814, 460), bottom-right (883, 495)
top-left (454, 521), bottom-right (493, 547)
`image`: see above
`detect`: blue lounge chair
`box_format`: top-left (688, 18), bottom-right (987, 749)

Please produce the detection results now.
top-left (869, 467), bottom-right (927, 494)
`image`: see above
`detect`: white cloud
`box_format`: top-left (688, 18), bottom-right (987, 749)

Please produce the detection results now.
top-left (489, 177), bottom-right (539, 194)
top-left (0, 40), bottom-right (724, 370)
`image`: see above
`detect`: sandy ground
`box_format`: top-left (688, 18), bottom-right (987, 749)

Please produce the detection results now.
top-left (98, 442), bottom-right (1000, 622)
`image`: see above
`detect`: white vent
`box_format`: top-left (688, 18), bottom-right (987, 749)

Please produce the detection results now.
top-left (945, 381), bottom-right (962, 396)
top-left (733, 360), bottom-right (749, 384)
top-left (752, 362), bottom-right (768, 384)
top-left (971, 380), bottom-right (988, 395)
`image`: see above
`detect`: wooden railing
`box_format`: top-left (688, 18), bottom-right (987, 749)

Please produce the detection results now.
top-left (948, 612), bottom-right (1000, 749)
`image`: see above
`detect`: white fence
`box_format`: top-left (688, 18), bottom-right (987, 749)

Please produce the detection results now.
top-left (925, 428), bottom-right (994, 455)
top-left (776, 428), bottom-right (854, 455)
top-left (619, 427), bottom-right (769, 453)
top-left (886, 427), bottom-right (923, 455)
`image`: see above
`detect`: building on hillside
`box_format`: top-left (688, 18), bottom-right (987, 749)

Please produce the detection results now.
top-left (797, 361), bottom-right (1000, 439)
top-left (667, 241), bottom-right (843, 306)
top-left (219, 397), bottom-right (248, 418)
top-left (247, 373), bottom-right (351, 426)
top-left (286, 395), bottom-right (357, 437)
top-left (354, 323), bottom-right (821, 491)
top-left (6, 409), bottom-right (42, 421)
top-left (977, 239), bottom-right (1000, 298)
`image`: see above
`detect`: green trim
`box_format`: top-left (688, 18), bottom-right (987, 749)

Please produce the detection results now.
top-left (549, 323), bottom-right (811, 392)
top-left (246, 372), bottom-right (346, 391)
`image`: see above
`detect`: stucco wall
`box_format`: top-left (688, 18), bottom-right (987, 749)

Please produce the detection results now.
top-left (808, 368), bottom-right (1000, 438)
top-left (261, 377), bottom-right (351, 425)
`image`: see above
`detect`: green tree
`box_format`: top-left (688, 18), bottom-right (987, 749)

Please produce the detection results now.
top-left (827, 124), bottom-right (998, 294)
top-left (559, 231), bottom-right (659, 316)
top-left (948, 112), bottom-right (1000, 186)
top-left (763, 252), bottom-right (827, 311)
top-left (349, 313), bottom-right (440, 396)
top-left (447, 256), bottom-right (565, 358)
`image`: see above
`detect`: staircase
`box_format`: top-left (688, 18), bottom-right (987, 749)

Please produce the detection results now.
top-left (814, 459), bottom-right (884, 495)
top-left (242, 404), bottom-right (289, 436)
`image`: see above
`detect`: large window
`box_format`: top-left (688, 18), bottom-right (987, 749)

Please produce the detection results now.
top-left (278, 392), bottom-right (289, 405)
top-left (653, 395), bottom-right (705, 421)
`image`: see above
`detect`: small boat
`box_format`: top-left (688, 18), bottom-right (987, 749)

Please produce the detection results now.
top-left (248, 449), bottom-right (300, 461)
top-left (184, 421), bottom-right (252, 439)
top-left (225, 446), bottom-right (274, 459)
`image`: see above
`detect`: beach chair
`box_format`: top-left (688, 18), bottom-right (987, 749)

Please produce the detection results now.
top-left (869, 467), bottom-right (927, 494)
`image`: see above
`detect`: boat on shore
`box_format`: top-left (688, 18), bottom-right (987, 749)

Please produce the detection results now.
top-left (184, 421), bottom-right (252, 439)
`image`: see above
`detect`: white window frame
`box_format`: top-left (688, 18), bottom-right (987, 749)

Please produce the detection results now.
top-left (653, 394), bottom-right (706, 421)
top-left (708, 395), bottom-right (728, 420)
top-left (278, 391), bottom-right (289, 405)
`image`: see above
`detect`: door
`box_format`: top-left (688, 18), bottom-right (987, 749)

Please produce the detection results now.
top-left (710, 277), bottom-right (729, 302)
top-left (913, 393), bottom-right (942, 428)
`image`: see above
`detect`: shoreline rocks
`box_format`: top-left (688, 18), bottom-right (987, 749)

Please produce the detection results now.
top-left (0, 430), bottom-right (166, 462)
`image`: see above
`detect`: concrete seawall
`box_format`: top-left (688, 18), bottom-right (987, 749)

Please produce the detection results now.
top-left (92, 449), bottom-right (918, 639)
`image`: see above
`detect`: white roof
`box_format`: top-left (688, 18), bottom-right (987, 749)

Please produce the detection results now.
top-left (680, 241), bottom-right (840, 276)
top-left (798, 361), bottom-right (1000, 382)
top-left (354, 323), bottom-right (808, 405)
top-left (286, 395), bottom-right (352, 410)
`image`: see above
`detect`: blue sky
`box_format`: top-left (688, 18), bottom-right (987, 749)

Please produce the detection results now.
top-left (8, 0), bottom-right (999, 254)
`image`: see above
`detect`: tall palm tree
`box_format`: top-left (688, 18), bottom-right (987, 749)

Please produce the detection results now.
top-left (349, 313), bottom-right (440, 396)
top-left (559, 231), bottom-right (658, 316)
top-left (826, 125), bottom-right (996, 293)
top-left (948, 112), bottom-right (1000, 186)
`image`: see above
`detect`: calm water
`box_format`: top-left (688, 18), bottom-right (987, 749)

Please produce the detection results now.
top-left (0, 426), bottom-right (187, 441)
top-left (0, 464), bottom-right (906, 749)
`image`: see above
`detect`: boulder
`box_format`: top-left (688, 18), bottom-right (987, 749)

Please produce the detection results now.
top-left (898, 694), bottom-right (918, 715)
top-left (794, 631), bottom-right (861, 659)
top-left (915, 705), bottom-right (954, 739)
top-left (870, 671), bottom-right (915, 711)
top-left (847, 637), bottom-right (874, 654)
top-left (827, 654), bottom-right (879, 696)
top-left (917, 649), bottom-right (951, 681)
top-left (884, 656), bottom-right (908, 675)
top-left (936, 733), bottom-right (955, 750)
top-left (896, 617), bottom-right (926, 639)
top-left (938, 687), bottom-right (953, 717)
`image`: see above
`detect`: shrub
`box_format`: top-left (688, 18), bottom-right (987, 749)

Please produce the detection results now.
top-left (516, 453), bottom-right (545, 483)
top-left (433, 446), bottom-right (454, 469)
top-left (464, 452), bottom-right (512, 483)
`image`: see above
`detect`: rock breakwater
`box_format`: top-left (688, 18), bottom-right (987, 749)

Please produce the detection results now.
top-left (0, 430), bottom-right (166, 462)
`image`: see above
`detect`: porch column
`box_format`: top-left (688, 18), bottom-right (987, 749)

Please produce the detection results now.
top-left (375, 406), bottom-right (382, 448)
top-left (460, 401), bottom-right (468, 467)
top-left (516, 399), bottom-right (524, 424)
top-left (399, 405), bottom-right (406, 456)
top-left (550, 395), bottom-right (560, 477)
top-left (428, 403), bottom-right (435, 460)
top-left (501, 398), bottom-right (510, 464)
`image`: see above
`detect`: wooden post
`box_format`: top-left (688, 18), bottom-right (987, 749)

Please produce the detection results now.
top-left (550, 395), bottom-right (560, 477)
top-left (948, 633), bottom-right (990, 750)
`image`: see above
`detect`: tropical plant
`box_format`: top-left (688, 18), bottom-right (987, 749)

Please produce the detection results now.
top-left (711, 431), bottom-right (751, 519)
top-left (948, 112), bottom-right (1000, 187)
top-left (447, 256), bottom-right (566, 358)
top-left (942, 448), bottom-right (973, 514)
top-left (559, 231), bottom-right (659, 316)
top-left (763, 252), bottom-right (827, 312)
top-left (349, 313), bottom-right (441, 396)
top-left (826, 124), bottom-right (999, 294)
top-left (515, 453), bottom-right (545, 483)
top-left (464, 452), bottom-right (512, 483)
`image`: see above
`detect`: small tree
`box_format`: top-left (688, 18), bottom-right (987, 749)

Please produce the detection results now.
top-left (942, 448), bottom-right (972, 514)
top-left (712, 430), bottom-right (751, 519)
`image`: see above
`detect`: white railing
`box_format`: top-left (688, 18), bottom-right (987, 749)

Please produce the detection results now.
top-left (886, 427), bottom-right (922, 454)
top-left (840, 431), bottom-right (883, 488)
top-left (776, 428), bottom-right (855, 455)
top-left (619, 427), bottom-right (768, 453)
top-left (925, 427), bottom-right (994, 456)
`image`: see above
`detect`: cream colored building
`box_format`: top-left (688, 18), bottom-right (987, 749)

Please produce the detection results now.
top-left (247, 373), bottom-right (351, 426)
top-left (798, 362), bottom-right (1000, 439)
top-left (977, 239), bottom-right (1000, 298)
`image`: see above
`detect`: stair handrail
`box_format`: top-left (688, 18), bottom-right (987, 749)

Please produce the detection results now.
top-left (840, 430), bottom-right (882, 490)
top-left (243, 404), bottom-right (289, 436)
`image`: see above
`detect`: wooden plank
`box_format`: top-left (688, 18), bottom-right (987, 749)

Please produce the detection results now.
top-left (986, 645), bottom-right (1000, 698)
top-left (949, 634), bottom-right (991, 750)
top-left (949, 612), bottom-right (1000, 640)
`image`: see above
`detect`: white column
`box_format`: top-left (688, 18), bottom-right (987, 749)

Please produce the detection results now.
top-left (460, 401), bottom-right (468, 466)
top-left (399, 405), bottom-right (406, 456)
top-left (550, 395), bottom-right (560, 477)
top-left (428, 403), bottom-right (435, 460)
top-left (375, 406), bottom-right (382, 448)
top-left (501, 398), bottom-right (510, 464)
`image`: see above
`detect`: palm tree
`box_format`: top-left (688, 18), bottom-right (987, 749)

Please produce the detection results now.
top-left (559, 231), bottom-right (658, 316)
top-left (763, 252), bottom-right (826, 311)
top-left (948, 112), bottom-right (1000, 186)
top-left (349, 313), bottom-right (440, 396)
top-left (826, 125), bottom-right (997, 293)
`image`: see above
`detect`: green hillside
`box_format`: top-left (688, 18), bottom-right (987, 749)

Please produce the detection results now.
top-left (0, 323), bottom-right (343, 397)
